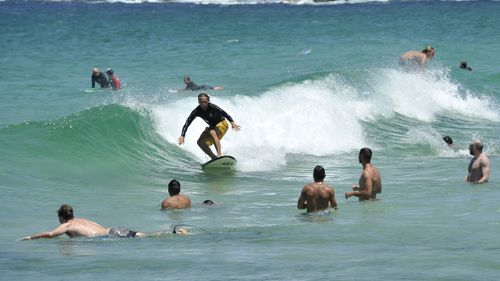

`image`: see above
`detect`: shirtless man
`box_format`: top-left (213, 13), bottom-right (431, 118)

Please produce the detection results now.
top-left (345, 147), bottom-right (382, 201)
top-left (466, 140), bottom-right (490, 183)
top-left (20, 204), bottom-right (144, 240)
top-left (161, 179), bottom-right (191, 209)
top-left (297, 165), bottom-right (338, 213)
top-left (399, 46), bottom-right (435, 71)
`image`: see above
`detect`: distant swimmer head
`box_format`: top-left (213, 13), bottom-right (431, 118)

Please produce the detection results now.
top-left (106, 68), bottom-right (114, 75)
top-left (459, 61), bottom-right (472, 71)
top-left (422, 45), bottom-right (435, 58)
top-left (203, 200), bottom-right (215, 205)
top-left (443, 136), bottom-right (453, 145)
top-left (313, 165), bottom-right (326, 182)
top-left (168, 179), bottom-right (181, 196)
top-left (92, 68), bottom-right (99, 77)
top-left (184, 76), bottom-right (191, 83)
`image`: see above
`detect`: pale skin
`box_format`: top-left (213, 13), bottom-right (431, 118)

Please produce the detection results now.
top-left (177, 96), bottom-right (241, 159)
top-left (20, 218), bottom-right (111, 240)
top-left (466, 141), bottom-right (490, 184)
top-left (297, 181), bottom-right (338, 212)
top-left (161, 194), bottom-right (192, 209)
top-left (345, 155), bottom-right (382, 200)
top-left (400, 49), bottom-right (435, 70)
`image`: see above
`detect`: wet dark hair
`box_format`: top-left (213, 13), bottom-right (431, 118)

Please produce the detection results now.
top-left (443, 136), bottom-right (453, 145)
top-left (184, 76), bottom-right (191, 81)
top-left (313, 165), bottom-right (326, 182)
top-left (168, 179), bottom-right (181, 196)
top-left (359, 147), bottom-right (372, 162)
top-left (198, 93), bottom-right (210, 101)
top-left (57, 204), bottom-right (74, 221)
top-left (459, 61), bottom-right (472, 71)
top-left (203, 200), bottom-right (214, 205)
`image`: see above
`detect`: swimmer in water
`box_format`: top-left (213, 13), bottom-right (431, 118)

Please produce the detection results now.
top-left (20, 204), bottom-right (145, 240)
top-left (297, 165), bottom-right (338, 213)
top-left (466, 140), bottom-right (490, 184)
top-left (161, 179), bottom-right (191, 209)
top-left (399, 46), bottom-right (435, 71)
top-left (345, 147), bottom-right (382, 201)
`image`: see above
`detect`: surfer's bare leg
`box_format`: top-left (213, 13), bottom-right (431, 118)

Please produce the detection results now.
top-left (197, 131), bottom-right (217, 159)
top-left (209, 129), bottom-right (222, 157)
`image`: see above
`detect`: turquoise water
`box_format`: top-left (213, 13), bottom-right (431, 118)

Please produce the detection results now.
top-left (1, 1), bottom-right (500, 280)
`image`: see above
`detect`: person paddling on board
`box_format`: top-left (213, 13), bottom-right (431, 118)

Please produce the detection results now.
top-left (19, 204), bottom-right (145, 240)
top-left (91, 68), bottom-right (110, 88)
top-left (178, 93), bottom-right (241, 160)
top-left (181, 76), bottom-right (223, 91)
top-left (106, 68), bottom-right (122, 90)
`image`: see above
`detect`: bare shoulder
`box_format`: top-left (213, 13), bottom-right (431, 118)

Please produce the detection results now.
top-left (480, 154), bottom-right (490, 163)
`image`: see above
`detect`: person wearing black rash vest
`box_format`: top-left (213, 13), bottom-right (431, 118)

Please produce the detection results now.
top-left (91, 68), bottom-right (110, 88)
top-left (178, 93), bottom-right (241, 159)
top-left (182, 76), bottom-right (223, 91)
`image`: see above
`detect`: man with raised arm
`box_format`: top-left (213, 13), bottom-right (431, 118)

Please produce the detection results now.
top-left (345, 147), bottom-right (382, 201)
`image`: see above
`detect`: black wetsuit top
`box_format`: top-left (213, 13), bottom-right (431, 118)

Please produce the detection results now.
top-left (184, 81), bottom-right (213, 91)
top-left (181, 103), bottom-right (234, 137)
top-left (91, 72), bottom-right (110, 88)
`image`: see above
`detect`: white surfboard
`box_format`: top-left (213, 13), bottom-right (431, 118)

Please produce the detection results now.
top-left (202, 155), bottom-right (237, 169)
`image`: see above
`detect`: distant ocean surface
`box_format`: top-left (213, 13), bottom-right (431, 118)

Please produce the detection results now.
top-left (1, 1), bottom-right (499, 280)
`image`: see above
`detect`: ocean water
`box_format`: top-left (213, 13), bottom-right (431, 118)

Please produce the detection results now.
top-left (1, 0), bottom-right (499, 280)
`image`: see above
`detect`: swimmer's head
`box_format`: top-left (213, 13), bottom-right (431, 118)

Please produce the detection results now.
top-left (459, 61), bottom-right (472, 71)
top-left (443, 136), bottom-right (453, 145)
top-left (469, 140), bottom-right (483, 155)
top-left (57, 204), bottom-right (74, 223)
top-left (203, 200), bottom-right (214, 205)
top-left (106, 68), bottom-right (114, 75)
top-left (359, 147), bottom-right (372, 163)
top-left (168, 179), bottom-right (181, 196)
top-left (313, 165), bottom-right (326, 182)
top-left (422, 45), bottom-right (435, 58)
top-left (92, 68), bottom-right (99, 77)
top-left (184, 76), bottom-right (191, 83)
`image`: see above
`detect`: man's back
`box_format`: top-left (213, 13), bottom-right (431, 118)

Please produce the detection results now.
top-left (161, 195), bottom-right (191, 209)
top-left (63, 218), bottom-right (109, 238)
top-left (299, 182), bottom-right (337, 213)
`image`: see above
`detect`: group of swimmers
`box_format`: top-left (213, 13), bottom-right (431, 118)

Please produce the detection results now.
top-left (20, 46), bottom-right (490, 240)
top-left (20, 137), bottom-right (489, 241)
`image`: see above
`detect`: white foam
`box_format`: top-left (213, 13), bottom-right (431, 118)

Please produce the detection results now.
top-left (148, 69), bottom-right (498, 171)
top-left (152, 76), bottom-right (367, 171)
top-left (370, 68), bottom-right (499, 122)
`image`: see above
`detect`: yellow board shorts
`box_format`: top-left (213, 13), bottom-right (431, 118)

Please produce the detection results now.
top-left (203, 119), bottom-right (229, 146)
